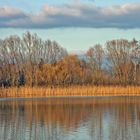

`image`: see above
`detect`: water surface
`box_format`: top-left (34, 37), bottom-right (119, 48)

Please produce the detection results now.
top-left (0, 97), bottom-right (140, 140)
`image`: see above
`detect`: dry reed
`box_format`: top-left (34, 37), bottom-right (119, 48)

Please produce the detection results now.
top-left (0, 86), bottom-right (140, 98)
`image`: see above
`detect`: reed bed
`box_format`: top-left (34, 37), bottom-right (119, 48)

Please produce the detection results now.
top-left (0, 86), bottom-right (140, 98)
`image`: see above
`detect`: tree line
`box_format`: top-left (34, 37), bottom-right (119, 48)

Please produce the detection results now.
top-left (0, 32), bottom-right (140, 87)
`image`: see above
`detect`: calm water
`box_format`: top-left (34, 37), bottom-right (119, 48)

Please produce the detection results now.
top-left (0, 97), bottom-right (140, 140)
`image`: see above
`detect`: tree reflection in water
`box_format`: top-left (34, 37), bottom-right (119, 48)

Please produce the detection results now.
top-left (0, 97), bottom-right (140, 140)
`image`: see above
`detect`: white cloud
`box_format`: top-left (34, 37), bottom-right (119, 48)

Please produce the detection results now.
top-left (0, 6), bottom-right (26, 19)
top-left (0, 2), bottom-right (140, 28)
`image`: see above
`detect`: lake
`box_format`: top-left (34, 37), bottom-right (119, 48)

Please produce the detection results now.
top-left (0, 97), bottom-right (140, 140)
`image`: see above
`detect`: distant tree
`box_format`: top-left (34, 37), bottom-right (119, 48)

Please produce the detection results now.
top-left (86, 44), bottom-right (104, 84)
top-left (1, 31), bottom-right (140, 87)
top-left (106, 39), bottom-right (133, 85)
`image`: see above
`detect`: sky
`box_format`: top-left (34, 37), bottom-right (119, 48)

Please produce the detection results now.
top-left (0, 0), bottom-right (140, 53)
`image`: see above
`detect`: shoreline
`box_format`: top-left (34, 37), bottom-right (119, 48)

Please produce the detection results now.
top-left (0, 86), bottom-right (140, 98)
top-left (0, 96), bottom-right (140, 101)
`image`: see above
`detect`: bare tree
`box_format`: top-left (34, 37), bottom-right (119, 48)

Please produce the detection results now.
top-left (86, 44), bottom-right (104, 84)
top-left (106, 39), bottom-right (133, 85)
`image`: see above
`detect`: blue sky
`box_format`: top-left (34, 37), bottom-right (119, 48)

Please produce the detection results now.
top-left (1, 0), bottom-right (140, 11)
top-left (0, 0), bottom-right (140, 53)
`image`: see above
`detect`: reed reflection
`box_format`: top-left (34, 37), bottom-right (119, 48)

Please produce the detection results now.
top-left (0, 97), bottom-right (140, 140)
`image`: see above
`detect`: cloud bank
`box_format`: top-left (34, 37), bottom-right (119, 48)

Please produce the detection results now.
top-left (0, 2), bottom-right (140, 29)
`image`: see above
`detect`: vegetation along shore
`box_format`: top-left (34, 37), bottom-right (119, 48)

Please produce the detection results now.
top-left (1, 32), bottom-right (140, 97)
top-left (1, 86), bottom-right (140, 98)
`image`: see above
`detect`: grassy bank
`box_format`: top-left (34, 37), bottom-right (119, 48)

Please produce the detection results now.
top-left (0, 86), bottom-right (140, 98)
